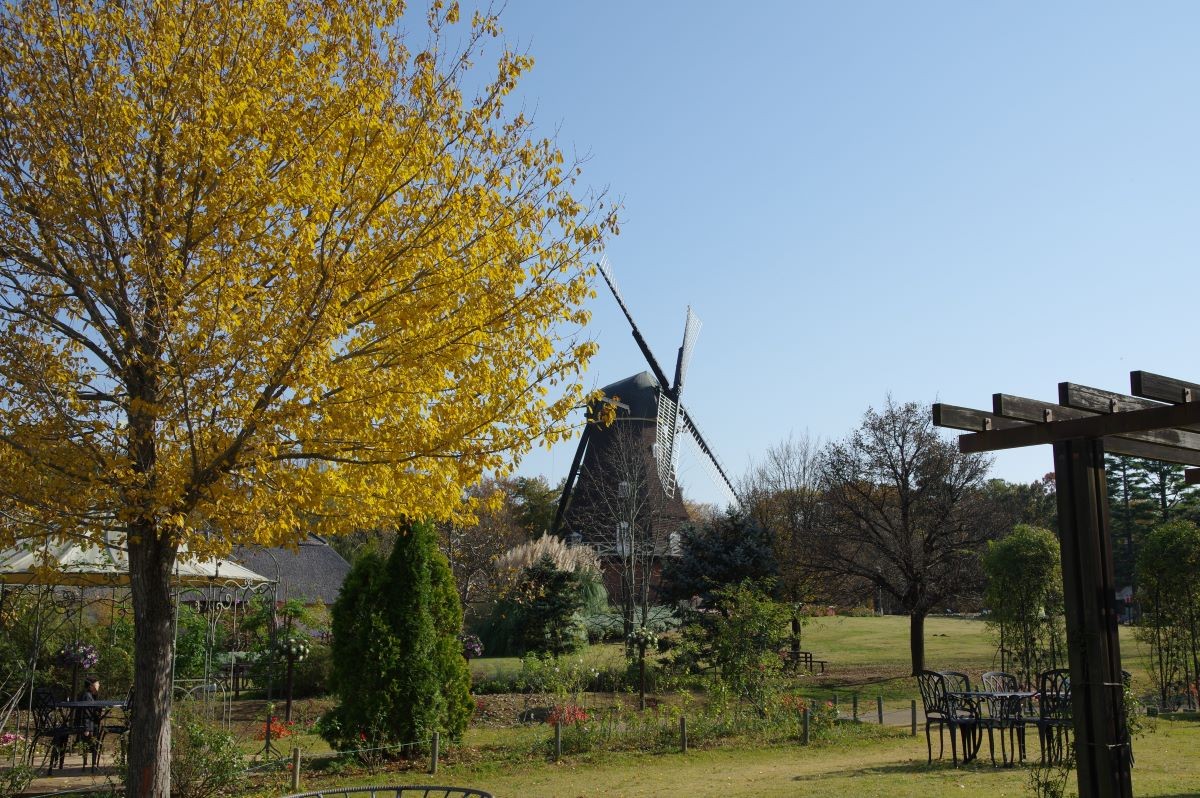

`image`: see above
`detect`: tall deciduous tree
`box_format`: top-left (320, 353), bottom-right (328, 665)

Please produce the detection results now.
top-left (511, 476), bottom-right (561, 538)
top-left (573, 424), bottom-right (677, 641)
top-left (437, 477), bottom-right (528, 612)
top-left (740, 433), bottom-right (825, 651)
top-left (0, 2), bottom-right (612, 794)
top-left (815, 398), bottom-right (992, 675)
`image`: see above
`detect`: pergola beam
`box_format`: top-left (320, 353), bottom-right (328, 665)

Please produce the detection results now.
top-left (1131, 371), bottom-right (1200, 404)
top-left (934, 403), bottom-right (1200, 467)
top-left (956, 399), bottom-right (1200, 454)
top-left (1060, 381), bottom-right (1200, 434)
top-left (993, 394), bottom-right (1200, 460)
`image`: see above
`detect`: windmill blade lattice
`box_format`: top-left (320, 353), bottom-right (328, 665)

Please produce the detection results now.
top-left (672, 307), bottom-right (702, 396)
top-left (680, 407), bottom-right (739, 507)
top-left (655, 393), bottom-right (681, 498)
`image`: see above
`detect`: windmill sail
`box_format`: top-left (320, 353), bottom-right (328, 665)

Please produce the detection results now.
top-left (655, 392), bottom-right (680, 498)
top-left (673, 307), bottom-right (701, 397)
top-left (597, 259), bottom-right (672, 390)
top-left (680, 407), bottom-right (739, 507)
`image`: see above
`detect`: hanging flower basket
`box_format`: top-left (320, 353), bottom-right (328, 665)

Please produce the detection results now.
top-left (459, 633), bottom-right (483, 659)
top-left (54, 641), bottom-right (98, 670)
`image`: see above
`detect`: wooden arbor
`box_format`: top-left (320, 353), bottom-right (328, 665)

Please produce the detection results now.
top-left (934, 371), bottom-right (1200, 798)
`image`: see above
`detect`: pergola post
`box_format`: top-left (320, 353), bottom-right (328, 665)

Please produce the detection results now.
top-left (1053, 438), bottom-right (1131, 798)
top-left (932, 371), bottom-right (1200, 798)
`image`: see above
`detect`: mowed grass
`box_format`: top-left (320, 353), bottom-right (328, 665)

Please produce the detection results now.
top-left (304, 615), bottom-right (1195, 798)
top-left (800, 614), bottom-right (1155, 703)
top-left (470, 614), bottom-right (1156, 703)
top-left (333, 717), bottom-right (1200, 798)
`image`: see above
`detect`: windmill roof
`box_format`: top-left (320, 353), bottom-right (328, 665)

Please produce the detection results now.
top-left (599, 371), bottom-right (660, 420)
top-left (231, 535), bottom-right (350, 606)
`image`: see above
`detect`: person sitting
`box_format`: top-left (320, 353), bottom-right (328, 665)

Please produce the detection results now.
top-left (74, 677), bottom-right (103, 771)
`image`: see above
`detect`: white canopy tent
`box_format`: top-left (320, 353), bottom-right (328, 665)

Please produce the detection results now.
top-left (0, 533), bottom-right (272, 587)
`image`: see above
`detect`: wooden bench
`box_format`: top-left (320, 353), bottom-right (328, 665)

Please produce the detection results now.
top-left (781, 649), bottom-right (828, 673)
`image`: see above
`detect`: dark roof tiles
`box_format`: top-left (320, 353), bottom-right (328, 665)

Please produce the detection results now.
top-left (231, 535), bottom-right (350, 606)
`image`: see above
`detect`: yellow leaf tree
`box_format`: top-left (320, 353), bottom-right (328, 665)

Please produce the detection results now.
top-left (0, 0), bottom-right (614, 794)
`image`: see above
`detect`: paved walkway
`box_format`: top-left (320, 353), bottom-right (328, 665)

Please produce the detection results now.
top-left (18, 751), bottom-right (119, 796)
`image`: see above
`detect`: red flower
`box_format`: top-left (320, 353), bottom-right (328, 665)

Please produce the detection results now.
top-left (546, 705), bottom-right (589, 725)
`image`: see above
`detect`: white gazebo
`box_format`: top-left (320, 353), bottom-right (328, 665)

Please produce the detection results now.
top-left (0, 533), bottom-right (273, 731)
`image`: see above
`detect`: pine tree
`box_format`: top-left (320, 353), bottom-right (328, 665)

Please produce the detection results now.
top-left (1106, 455), bottom-right (1200, 589)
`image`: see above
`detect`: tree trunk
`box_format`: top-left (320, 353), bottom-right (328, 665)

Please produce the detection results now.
top-left (127, 522), bottom-right (177, 798)
top-left (909, 611), bottom-right (926, 676)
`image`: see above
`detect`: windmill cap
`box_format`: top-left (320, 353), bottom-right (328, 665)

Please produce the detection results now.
top-left (596, 371), bottom-right (661, 420)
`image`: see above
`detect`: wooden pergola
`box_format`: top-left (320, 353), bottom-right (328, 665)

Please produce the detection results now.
top-left (933, 370), bottom-right (1200, 798)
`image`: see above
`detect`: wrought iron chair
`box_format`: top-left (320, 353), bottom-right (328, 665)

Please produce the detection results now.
top-left (939, 670), bottom-right (972, 694)
top-left (980, 670), bottom-right (1027, 765)
top-left (940, 671), bottom-right (984, 761)
top-left (29, 687), bottom-right (77, 775)
top-left (917, 670), bottom-right (979, 766)
top-left (1036, 668), bottom-right (1072, 764)
top-left (104, 686), bottom-right (133, 742)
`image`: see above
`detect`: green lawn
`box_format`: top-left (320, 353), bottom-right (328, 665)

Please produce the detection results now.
top-left (470, 644), bottom-right (627, 683)
top-left (801, 614), bottom-right (1154, 703)
top-left (469, 614), bottom-right (1156, 704)
top-left (277, 615), bottom-right (1182, 798)
top-left (305, 716), bottom-right (1200, 798)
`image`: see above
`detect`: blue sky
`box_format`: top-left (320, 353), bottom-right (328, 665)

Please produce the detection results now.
top-left (487, 2), bottom-right (1200, 505)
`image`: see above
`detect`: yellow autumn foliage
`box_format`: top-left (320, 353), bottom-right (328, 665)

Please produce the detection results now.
top-left (0, 0), bottom-right (615, 557)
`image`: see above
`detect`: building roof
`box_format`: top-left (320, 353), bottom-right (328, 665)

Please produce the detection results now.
top-left (231, 535), bottom-right (351, 606)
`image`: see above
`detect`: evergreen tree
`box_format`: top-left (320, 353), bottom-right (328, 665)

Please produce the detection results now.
top-left (1106, 454), bottom-right (1200, 589)
top-left (660, 508), bottom-right (778, 606)
top-left (514, 554), bottom-right (585, 655)
top-left (323, 521), bottom-right (471, 753)
top-left (427, 524), bottom-right (474, 740)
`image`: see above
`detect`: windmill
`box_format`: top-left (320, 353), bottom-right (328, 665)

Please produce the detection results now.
top-left (551, 260), bottom-right (739, 544)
